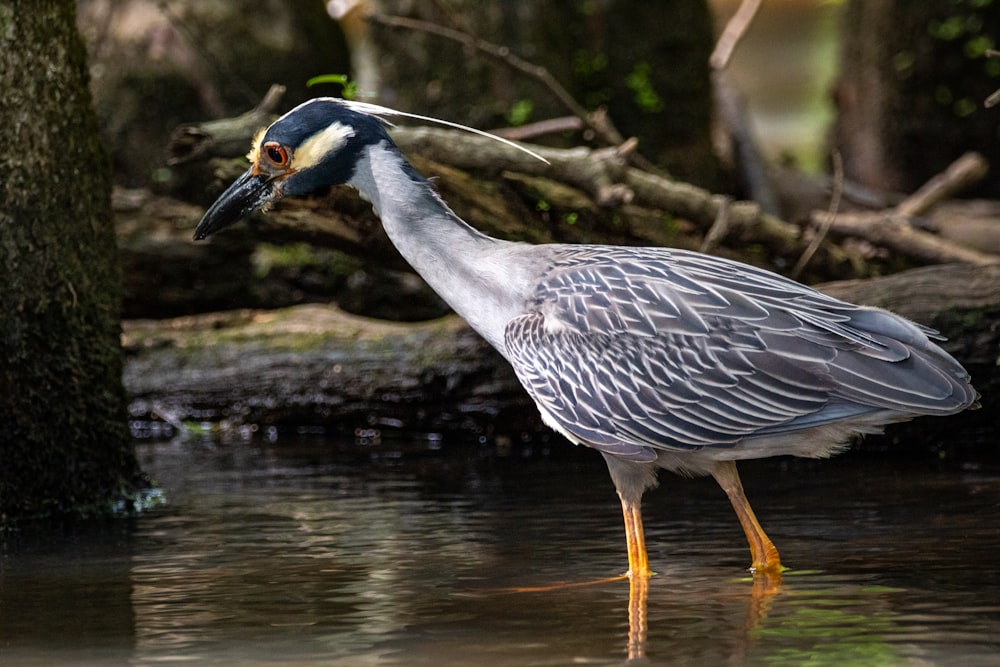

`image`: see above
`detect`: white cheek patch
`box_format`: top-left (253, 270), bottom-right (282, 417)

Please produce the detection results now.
top-left (291, 122), bottom-right (355, 172)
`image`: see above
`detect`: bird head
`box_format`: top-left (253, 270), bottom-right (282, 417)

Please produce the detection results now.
top-left (193, 98), bottom-right (387, 240)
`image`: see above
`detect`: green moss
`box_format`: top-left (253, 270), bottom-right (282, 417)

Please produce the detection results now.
top-left (660, 213), bottom-right (681, 238)
top-left (625, 62), bottom-right (664, 113)
top-left (506, 99), bottom-right (534, 127)
top-left (252, 242), bottom-right (361, 279)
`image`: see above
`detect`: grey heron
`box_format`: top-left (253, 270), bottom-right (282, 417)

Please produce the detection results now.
top-left (194, 98), bottom-right (977, 579)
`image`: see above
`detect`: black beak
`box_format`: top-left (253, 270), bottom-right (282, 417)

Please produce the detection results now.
top-left (193, 169), bottom-right (277, 240)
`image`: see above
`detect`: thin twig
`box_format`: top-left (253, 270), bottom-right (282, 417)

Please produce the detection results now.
top-left (807, 152), bottom-right (996, 265)
top-left (368, 13), bottom-right (626, 146)
top-left (986, 49), bottom-right (1000, 108)
top-left (491, 116), bottom-right (585, 142)
top-left (700, 196), bottom-right (732, 254)
top-left (792, 151), bottom-right (843, 279)
top-left (710, 0), bottom-right (763, 70)
top-left (154, 0), bottom-right (258, 109)
top-left (895, 151), bottom-right (989, 218)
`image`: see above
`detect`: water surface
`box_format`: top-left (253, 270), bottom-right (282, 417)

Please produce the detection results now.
top-left (2, 434), bottom-right (998, 665)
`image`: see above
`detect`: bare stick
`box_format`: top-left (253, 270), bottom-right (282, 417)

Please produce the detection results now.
top-left (700, 196), bottom-right (732, 254)
top-left (368, 13), bottom-right (626, 146)
top-left (709, 1), bottom-right (777, 218)
top-left (710, 0), bottom-right (763, 70)
top-left (792, 150), bottom-right (843, 279)
top-left (808, 152), bottom-right (996, 265)
top-left (895, 151), bottom-right (988, 217)
top-left (168, 84), bottom-right (286, 164)
top-left (492, 116), bottom-right (586, 142)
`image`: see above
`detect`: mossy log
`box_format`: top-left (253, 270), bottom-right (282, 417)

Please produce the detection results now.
top-left (124, 263), bottom-right (1000, 437)
top-left (123, 305), bottom-right (533, 436)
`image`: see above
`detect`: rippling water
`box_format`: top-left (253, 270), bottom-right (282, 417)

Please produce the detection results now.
top-left (2, 434), bottom-right (998, 666)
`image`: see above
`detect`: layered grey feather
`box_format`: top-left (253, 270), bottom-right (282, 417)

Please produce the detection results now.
top-left (504, 246), bottom-right (976, 466)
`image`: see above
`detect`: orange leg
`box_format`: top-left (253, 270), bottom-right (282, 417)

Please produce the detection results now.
top-left (618, 493), bottom-right (651, 658)
top-left (711, 461), bottom-right (783, 575)
top-left (618, 492), bottom-right (652, 578)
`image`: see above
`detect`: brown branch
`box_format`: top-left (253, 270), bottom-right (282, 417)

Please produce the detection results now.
top-left (710, 0), bottom-right (763, 70)
top-left (699, 196), bottom-right (731, 254)
top-left (895, 151), bottom-right (989, 217)
top-left (367, 13), bottom-right (630, 150)
top-left (820, 213), bottom-right (997, 265)
top-left (491, 116), bottom-right (585, 142)
top-left (167, 84), bottom-right (285, 164)
top-left (809, 152), bottom-right (997, 265)
top-left (372, 11), bottom-right (667, 173)
top-left (392, 126), bottom-right (635, 207)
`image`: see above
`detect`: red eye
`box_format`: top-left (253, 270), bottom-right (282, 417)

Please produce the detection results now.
top-left (263, 142), bottom-right (289, 166)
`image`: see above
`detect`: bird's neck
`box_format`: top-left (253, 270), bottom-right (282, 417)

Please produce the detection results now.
top-left (348, 141), bottom-right (528, 345)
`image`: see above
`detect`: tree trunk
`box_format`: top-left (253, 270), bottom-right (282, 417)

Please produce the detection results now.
top-left (0, 0), bottom-right (141, 520)
top-left (834, 0), bottom-right (1000, 197)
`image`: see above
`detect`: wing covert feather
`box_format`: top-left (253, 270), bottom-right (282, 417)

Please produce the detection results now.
top-left (504, 246), bottom-right (974, 458)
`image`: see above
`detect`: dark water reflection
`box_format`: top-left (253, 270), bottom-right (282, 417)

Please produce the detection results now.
top-left (2, 435), bottom-right (999, 666)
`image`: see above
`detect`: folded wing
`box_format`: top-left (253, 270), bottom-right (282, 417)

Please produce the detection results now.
top-left (504, 246), bottom-right (976, 461)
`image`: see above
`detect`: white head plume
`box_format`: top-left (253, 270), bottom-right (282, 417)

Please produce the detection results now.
top-left (339, 99), bottom-right (551, 165)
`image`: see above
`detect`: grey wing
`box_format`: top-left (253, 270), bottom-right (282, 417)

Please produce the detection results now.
top-left (503, 246), bottom-right (975, 461)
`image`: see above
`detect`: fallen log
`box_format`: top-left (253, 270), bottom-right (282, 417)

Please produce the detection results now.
top-left (123, 304), bottom-right (532, 436)
top-left (124, 263), bottom-right (999, 437)
top-left (819, 262), bottom-right (1000, 366)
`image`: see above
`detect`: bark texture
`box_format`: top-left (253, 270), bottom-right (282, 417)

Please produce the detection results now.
top-left (0, 0), bottom-right (140, 520)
